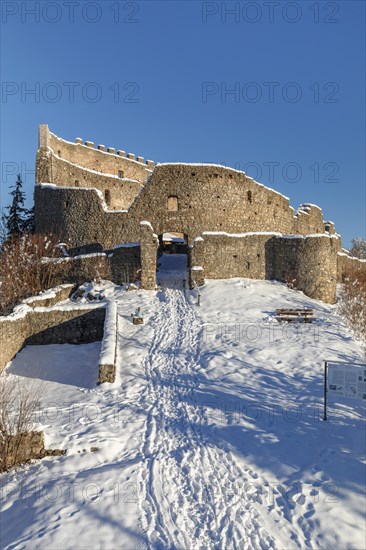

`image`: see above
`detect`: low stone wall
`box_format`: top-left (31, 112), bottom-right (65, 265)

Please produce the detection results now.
top-left (26, 308), bottom-right (105, 346)
top-left (1, 431), bottom-right (65, 472)
top-left (98, 301), bottom-right (118, 384)
top-left (24, 284), bottom-right (74, 308)
top-left (44, 247), bottom-right (141, 286)
top-left (1, 431), bottom-right (44, 472)
top-left (1, 285), bottom-right (75, 371)
top-left (50, 253), bottom-right (111, 283)
top-left (111, 244), bottom-right (141, 284)
top-left (337, 252), bottom-right (366, 281)
top-left (0, 304), bottom-right (106, 373)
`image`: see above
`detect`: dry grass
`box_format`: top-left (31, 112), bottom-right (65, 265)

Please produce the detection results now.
top-left (0, 377), bottom-right (44, 472)
top-left (338, 271), bottom-right (366, 348)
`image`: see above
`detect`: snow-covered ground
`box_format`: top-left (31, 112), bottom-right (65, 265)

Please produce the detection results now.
top-left (1, 255), bottom-right (365, 550)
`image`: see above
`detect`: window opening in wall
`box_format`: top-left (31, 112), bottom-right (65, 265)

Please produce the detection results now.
top-left (247, 190), bottom-right (252, 203)
top-left (118, 170), bottom-right (124, 178)
top-left (58, 150), bottom-right (61, 157)
top-left (65, 201), bottom-right (69, 208)
top-left (233, 255), bottom-right (237, 259)
top-left (75, 180), bottom-right (79, 187)
top-left (247, 262), bottom-right (251, 270)
top-left (167, 196), bottom-right (178, 211)
top-left (104, 189), bottom-right (111, 205)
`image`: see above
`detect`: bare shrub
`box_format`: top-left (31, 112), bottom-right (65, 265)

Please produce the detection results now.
top-left (0, 232), bottom-right (71, 316)
top-left (0, 377), bottom-right (44, 472)
top-left (338, 271), bottom-right (366, 348)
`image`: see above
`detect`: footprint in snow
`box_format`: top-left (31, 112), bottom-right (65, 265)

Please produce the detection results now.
top-left (303, 503), bottom-right (316, 519)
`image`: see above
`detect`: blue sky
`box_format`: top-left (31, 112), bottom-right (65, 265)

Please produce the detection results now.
top-left (1, 0), bottom-right (365, 247)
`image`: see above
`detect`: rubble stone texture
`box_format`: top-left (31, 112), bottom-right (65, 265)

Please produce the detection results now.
top-left (35, 125), bottom-right (366, 303)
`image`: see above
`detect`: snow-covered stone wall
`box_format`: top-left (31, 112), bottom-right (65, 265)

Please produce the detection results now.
top-left (0, 289), bottom-right (106, 373)
top-left (337, 250), bottom-right (366, 281)
top-left (35, 128), bottom-right (332, 252)
top-left (98, 301), bottom-right (118, 384)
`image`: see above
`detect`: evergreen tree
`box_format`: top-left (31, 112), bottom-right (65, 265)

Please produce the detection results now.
top-left (22, 206), bottom-right (35, 233)
top-left (3, 174), bottom-right (33, 238)
top-left (0, 210), bottom-right (7, 246)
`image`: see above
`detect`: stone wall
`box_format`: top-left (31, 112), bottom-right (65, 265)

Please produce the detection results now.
top-left (24, 284), bottom-right (74, 308)
top-left (0, 249), bottom-right (139, 357)
top-left (38, 248), bottom-right (141, 287)
top-left (98, 301), bottom-right (118, 384)
top-left (26, 308), bottom-right (105, 346)
top-left (111, 244), bottom-right (141, 284)
top-left (37, 124), bottom-right (153, 185)
top-left (0, 285), bottom-right (124, 387)
top-left (337, 251), bottom-right (366, 281)
top-left (272, 235), bottom-right (339, 303)
top-left (46, 154), bottom-right (144, 210)
top-left (189, 232), bottom-right (339, 303)
top-left (1, 431), bottom-right (65, 472)
top-left (197, 232), bottom-right (279, 280)
top-left (3, 432), bottom-right (45, 469)
top-left (0, 303), bottom-right (106, 373)
top-left (35, 128), bottom-right (333, 251)
top-left (35, 166), bottom-right (331, 252)
top-left (34, 126), bottom-right (353, 305)
top-left (140, 222), bottom-right (159, 290)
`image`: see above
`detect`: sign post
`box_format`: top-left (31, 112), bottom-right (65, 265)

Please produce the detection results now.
top-left (323, 360), bottom-right (366, 421)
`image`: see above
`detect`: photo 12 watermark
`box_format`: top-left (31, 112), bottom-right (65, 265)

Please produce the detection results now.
top-left (201, 81), bottom-right (340, 104)
top-left (1, 81), bottom-right (140, 104)
top-left (201, 2), bottom-right (340, 24)
top-left (1, 1), bottom-right (140, 24)
top-left (2, 162), bottom-right (35, 185)
top-left (219, 161), bottom-right (340, 184)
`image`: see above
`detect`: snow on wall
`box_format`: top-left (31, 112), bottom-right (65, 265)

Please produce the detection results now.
top-left (38, 183), bottom-right (128, 213)
top-left (98, 301), bottom-right (118, 383)
top-left (0, 298), bottom-right (106, 373)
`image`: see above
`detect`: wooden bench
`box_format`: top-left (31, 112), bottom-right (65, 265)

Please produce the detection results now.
top-left (275, 308), bottom-right (314, 323)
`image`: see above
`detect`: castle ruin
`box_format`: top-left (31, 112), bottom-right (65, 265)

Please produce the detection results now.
top-left (35, 124), bottom-right (366, 303)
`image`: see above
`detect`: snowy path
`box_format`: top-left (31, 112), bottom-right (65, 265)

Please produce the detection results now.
top-left (2, 274), bottom-right (365, 550)
top-left (134, 288), bottom-right (277, 550)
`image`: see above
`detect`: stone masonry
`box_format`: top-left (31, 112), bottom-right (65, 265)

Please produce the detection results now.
top-left (34, 125), bottom-right (366, 304)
